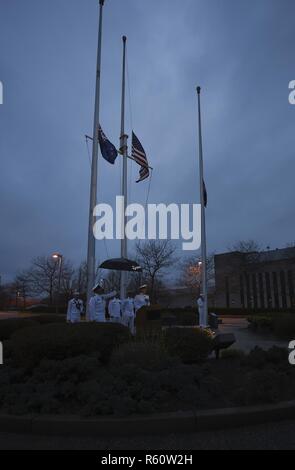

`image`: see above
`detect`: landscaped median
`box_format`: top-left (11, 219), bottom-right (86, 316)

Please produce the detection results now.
top-left (0, 314), bottom-right (295, 436)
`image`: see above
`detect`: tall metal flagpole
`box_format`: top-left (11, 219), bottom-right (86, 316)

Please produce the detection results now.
top-left (120, 36), bottom-right (128, 300)
top-left (196, 86), bottom-right (208, 327)
top-left (86, 0), bottom-right (105, 319)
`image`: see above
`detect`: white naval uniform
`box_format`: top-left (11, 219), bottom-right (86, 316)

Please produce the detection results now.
top-left (197, 297), bottom-right (206, 328)
top-left (89, 291), bottom-right (116, 322)
top-left (108, 298), bottom-right (122, 323)
top-left (122, 297), bottom-right (135, 333)
top-left (67, 298), bottom-right (83, 323)
top-left (134, 293), bottom-right (150, 313)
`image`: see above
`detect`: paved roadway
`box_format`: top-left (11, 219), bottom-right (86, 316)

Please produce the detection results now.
top-left (0, 420), bottom-right (295, 449)
top-left (218, 316), bottom-right (288, 352)
top-left (0, 311), bottom-right (32, 320)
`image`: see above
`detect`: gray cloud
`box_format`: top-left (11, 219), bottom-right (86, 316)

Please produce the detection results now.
top-left (0, 0), bottom-right (295, 282)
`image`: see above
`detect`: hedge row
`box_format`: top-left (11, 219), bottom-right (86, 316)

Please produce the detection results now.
top-left (2, 318), bottom-right (214, 368)
top-left (7, 322), bottom-right (131, 368)
top-left (136, 306), bottom-right (198, 330)
top-left (0, 315), bottom-right (65, 340)
top-left (248, 314), bottom-right (295, 339)
top-left (211, 307), bottom-right (295, 316)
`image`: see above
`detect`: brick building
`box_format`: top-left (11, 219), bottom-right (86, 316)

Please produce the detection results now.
top-left (214, 247), bottom-right (295, 309)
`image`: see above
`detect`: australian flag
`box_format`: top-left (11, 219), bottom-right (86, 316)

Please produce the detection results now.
top-left (98, 125), bottom-right (118, 164)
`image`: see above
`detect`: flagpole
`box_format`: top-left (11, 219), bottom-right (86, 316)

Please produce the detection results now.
top-left (196, 86), bottom-right (208, 327)
top-left (86, 0), bottom-right (105, 319)
top-left (120, 36), bottom-right (128, 300)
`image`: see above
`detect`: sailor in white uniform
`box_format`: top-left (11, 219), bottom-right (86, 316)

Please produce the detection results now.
top-left (134, 284), bottom-right (150, 314)
top-left (67, 291), bottom-right (83, 323)
top-left (197, 294), bottom-right (207, 328)
top-left (122, 292), bottom-right (135, 333)
top-left (89, 282), bottom-right (117, 323)
top-left (108, 294), bottom-right (122, 323)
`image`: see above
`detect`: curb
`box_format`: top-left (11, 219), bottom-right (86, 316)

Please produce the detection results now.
top-left (1, 400), bottom-right (295, 437)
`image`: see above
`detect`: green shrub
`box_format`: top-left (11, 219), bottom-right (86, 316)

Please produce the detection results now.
top-left (247, 314), bottom-right (295, 339)
top-left (212, 307), bottom-right (295, 316)
top-left (10, 322), bottom-right (131, 368)
top-left (164, 327), bottom-right (213, 363)
top-left (136, 306), bottom-right (197, 332)
top-left (220, 348), bottom-right (245, 360)
top-left (26, 305), bottom-right (67, 314)
top-left (167, 308), bottom-right (197, 326)
top-left (0, 357), bottom-right (203, 416)
top-left (0, 318), bottom-right (39, 340)
top-left (273, 315), bottom-right (295, 339)
top-left (247, 315), bottom-right (274, 330)
top-left (32, 314), bottom-right (66, 325)
top-left (32, 356), bottom-right (102, 384)
top-left (242, 346), bottom-right (288, 369)
top-left (233, 367), bottom-right (290, 405)
top-left (110, 341), bottom-right (178, 371)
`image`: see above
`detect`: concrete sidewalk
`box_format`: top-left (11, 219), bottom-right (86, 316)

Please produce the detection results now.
top-left (218, 317), bottom-right (288, 353)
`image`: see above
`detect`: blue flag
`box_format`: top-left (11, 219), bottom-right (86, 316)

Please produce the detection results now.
top-left (98, 125), bottom-right (118, 164)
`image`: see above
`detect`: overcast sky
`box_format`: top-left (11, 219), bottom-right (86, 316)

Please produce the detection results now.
top-left (0, 0), bottom-right (295, 283)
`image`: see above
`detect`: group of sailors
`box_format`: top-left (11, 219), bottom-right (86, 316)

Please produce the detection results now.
top-left (66, 282), bottom-right (150, 333)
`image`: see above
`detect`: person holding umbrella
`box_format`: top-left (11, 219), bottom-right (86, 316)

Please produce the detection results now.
top-left (89, 281), bottom-right (117, 323)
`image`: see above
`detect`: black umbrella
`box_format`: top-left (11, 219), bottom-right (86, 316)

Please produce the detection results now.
top-left (99, 258), bottom-right (142, 272)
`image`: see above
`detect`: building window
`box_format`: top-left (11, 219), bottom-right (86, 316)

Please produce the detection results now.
top-left (225, 277), bottom-right (230, 308)
top-left (288, 270), bottom-right (295, 308)
top-left (280, 271), bottom-right (287, 309)
top-left (252, 274), bottom-right (258, 309)
top-left (245, 272), bottom-right (251, 309)
top-left (265, 272), bottom-right (272, 309)
top-left (240, 274), bottom-right (245, 308)
top-left (272, 272), bottom-right (279, 309)
top-left (258, 273), bottom-right (265, 309)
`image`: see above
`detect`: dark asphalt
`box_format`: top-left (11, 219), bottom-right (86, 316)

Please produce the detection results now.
top-left (0, 419), bottom-right (295, 450)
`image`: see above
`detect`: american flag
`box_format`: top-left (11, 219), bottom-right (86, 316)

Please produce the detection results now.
top-left (132, 132), bottom-right (150, 183)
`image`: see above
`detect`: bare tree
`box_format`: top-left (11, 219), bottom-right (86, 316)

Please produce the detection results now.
top-left (229, 239), bottom-right (261, 253)
top-left (127, 270), bottom-right (143, 295)
top-left (75, 261), bottom-right (88, 294)
top-left (135, 240), bottom-right (177, 302)
top-left (179, 253), bottom-right (215, 299)
top-left (105, 270), bottom-right (121, 292)
top-left (24, 256), bottom-right (74, 305)
top-left (0, 283), bottom-right (10, 311)
top-left (229, 240), bottom-right (262, 264)
top-left (13, 272), bottom-right (32, 309)
top-left (285, 241), bottom-right (295, 248)
top-left (73, 261), bottom-right (102, 296)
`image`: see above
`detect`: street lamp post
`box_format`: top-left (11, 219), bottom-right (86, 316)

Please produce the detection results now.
top-left (52, 253), bottom-right (63, 314)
